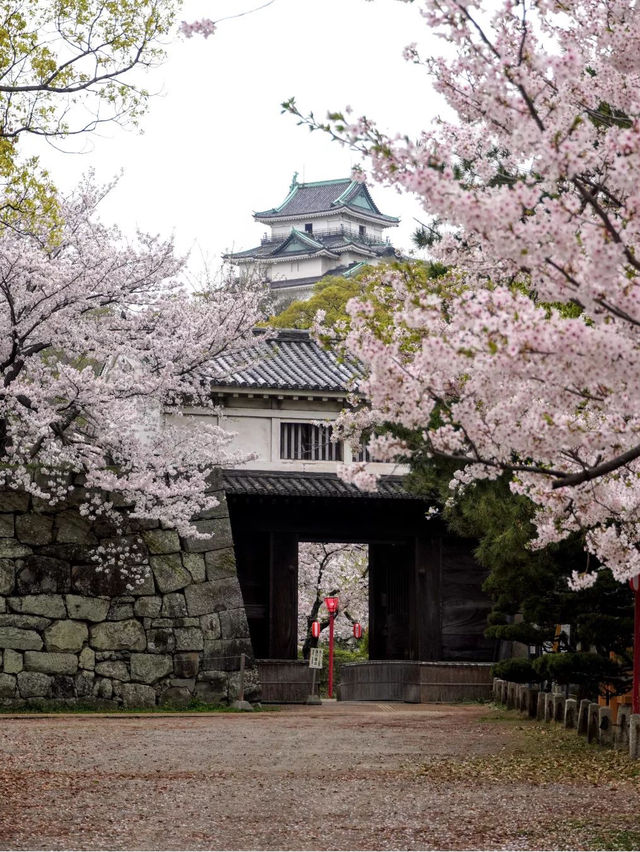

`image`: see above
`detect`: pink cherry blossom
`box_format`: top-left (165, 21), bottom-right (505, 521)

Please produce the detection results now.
top-left (0, 177), bottom-right (263, 576)
top-left (328, 0), bottom-right (640, 587)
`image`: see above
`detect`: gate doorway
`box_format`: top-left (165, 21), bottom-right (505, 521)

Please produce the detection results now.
top-left (223, 470), bottom-right (498, 700)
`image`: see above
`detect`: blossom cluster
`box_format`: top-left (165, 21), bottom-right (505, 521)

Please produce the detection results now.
top-left (331, 0), bottom-right (640, 587)
top-left (0, 178), bottom-right (263, 577)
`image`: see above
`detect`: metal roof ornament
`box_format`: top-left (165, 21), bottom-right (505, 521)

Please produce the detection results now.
top-left (289, 171), bottom-right (299, 191)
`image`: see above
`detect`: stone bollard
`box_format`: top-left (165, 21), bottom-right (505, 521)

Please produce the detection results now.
top-left (598, 706), bottom-right (613, 747)
top-left (544, 691), bottom-right (554, 722)
top-left (500, 679), bottom-right (508, 705)
top-left (577, 698), bottom-right (590, 737)
top-left (519, 684), bottom-right (528, 713)
top-left (630, 714), bottom-right (640, 760)
top-left (526, 687), bottom-right (539, 719)
top-left (587, 702), bottom-right (600, 744)
top-left (537, 690), bottom-right (546, 721)
top-left (564, 697), bottom-right (577, 729)
top-left (615, 703), bottom-right (631, 750)
top-left (553, 694), bottom-right (565, 723)
top-left (507, 681), bottom-right (516, 709)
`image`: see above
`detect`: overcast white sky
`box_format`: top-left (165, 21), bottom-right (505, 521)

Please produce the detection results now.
top-left (31, 0), bottom-right (445, 276)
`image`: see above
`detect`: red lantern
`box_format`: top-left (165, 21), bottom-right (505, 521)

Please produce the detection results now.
top-left (311, 620), bottom-right (321, 639)
top-left (324, 596), bottom-right (339, 614)
top-left (353, 622), bottom-right (362, 639)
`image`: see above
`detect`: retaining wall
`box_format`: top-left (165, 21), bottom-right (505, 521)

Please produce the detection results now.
top-left (0, 474), bottom-right (258, 709)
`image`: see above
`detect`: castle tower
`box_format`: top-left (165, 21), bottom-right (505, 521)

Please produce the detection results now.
top-left (223, 175), bottom-right (400, 302)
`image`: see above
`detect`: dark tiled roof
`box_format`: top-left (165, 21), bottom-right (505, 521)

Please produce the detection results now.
top-left (254, 179), bottom-right (399, 224)
top-left (223, 470), bottom-right (415, 499)
top-left (208, 329), bottom-right (361, 392)
top-left (268, 262), bottom-right (365, 291)
top-left (225, 232), bottom-right (396, 263)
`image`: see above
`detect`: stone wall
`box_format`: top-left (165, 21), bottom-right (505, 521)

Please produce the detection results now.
top-left (0, 474), bottom-right (259, 709)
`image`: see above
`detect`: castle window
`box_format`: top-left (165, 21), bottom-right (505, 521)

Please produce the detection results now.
top-left (280, 422), bottom-right (342, 461)
top-left (359, 225), bottom-right (366, 238)
top-left (304, 223), bottom-right (313, 233)
top-left (354, 445), bottom-right (371, 462)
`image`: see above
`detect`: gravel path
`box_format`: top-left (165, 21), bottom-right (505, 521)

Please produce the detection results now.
top-left (0, 702), bottom-right (638, 850)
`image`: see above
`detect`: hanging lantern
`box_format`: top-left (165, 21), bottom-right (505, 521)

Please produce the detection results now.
top-left (311, 620), bottom-right (321, 639)
top-left (353, 622), bottom-right (363, 639)
top-left (324, 596), bottom-right (339, 614)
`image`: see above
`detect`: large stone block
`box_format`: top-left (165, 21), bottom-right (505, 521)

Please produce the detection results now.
top-left (0, 491), bottom-right (30, 512)
top-left (0, 627), bottom-right (43, 650)
top-left (182, 553), bottom-right (206, 583)
top-left (90, 619), bottom-right (146, 651)
top-left (17, 671), bottom-right (53, 698)
top-left (204, 549), bottom-right (237, 581)
top-left (55, 511), bottom-right (96, 545)
top-left (184, 578), bottom-right (244, 617)
top-left (0, 541), bottom-right (32, 558)
top-left (128, 571), bottom-right (155, 596)
top-left (130, 653), bottom-right (173, 684)
top-left (3, 649), bottom-right (23, 673)
top-left (0, 559), bottom-right (14, 594)
top-left (161, 593), bottom-right (187, 618)
top-left (150, 554), bottom-right (191, 593)
top-left (107, 601), bottom-right (134, 621)
top-left (200, 613), bottom-right (221, 640)
top-left (94, 660), bottom-right (130, 681)
top-left (175, 628), bottom-right (204, 651)
top-left (174, 652), bottom-right (199, 679)
top-left (142, 529), bottom-right (181, 555)
top-left (0, 514), bottom-right (14, 537)
top-left (183, 519), bottom-right (233, 554)
top-left (71, 564), bottom-right (129, 598)
top-left (120, 682), bottom-right (156, 708)
top-left (79, 646), bottom-right (95, 671)
top-left (24, 651), bottom-right (78, 675)
top-left (134, 596), bottom-right (162, 618)
top-left (0, 614), bottom-right (51, 630)
top-left (203, 638), bottom-right (252, 672)
top-left (93, 677), bottom-right (113, 700)
top-left (8, 595), bottom-right (66, 619)
top-left (65, 595), bottom-right (110, 622)
top-left (51, 675), bottom-right (76, 699)
top-left (44, 620), bottom-right (88, 652)
top-left (0, 672), bottom-right (17, 697)
top-left (219, 609), bottom-right (250, 640)
top-left (74, 670), bottom-right (95, 697)
top-left (195, 670), bottom-right (227, 703)
top-left (15, 514), bottom-right (54, 546)
top-left (160, 686), bottom-right (192, 707)
top-left (18, 556), bottom-right (71, 594)
top-left (147, 628), bottom-right (175, 654)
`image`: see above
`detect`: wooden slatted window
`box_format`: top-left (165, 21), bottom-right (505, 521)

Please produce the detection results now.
top-left (354, 445), bottom-right (371, 462)
top-left (280, 423), bottom-right (343, 461)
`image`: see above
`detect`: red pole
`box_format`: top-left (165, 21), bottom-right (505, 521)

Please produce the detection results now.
top-left (634, 585), bottom-right (640, 714)
top-left (328, 611), bottom-right (335, 699)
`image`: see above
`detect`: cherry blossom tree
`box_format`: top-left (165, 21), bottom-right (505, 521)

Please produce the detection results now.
top-left (0, 176), bottom-right (263, 578)
top-left (294, 0), bottom-right (640, 589)
top-left (0, 0), bottom-right (178, 230)
top-left (298, 541), bottom-right (368, 656)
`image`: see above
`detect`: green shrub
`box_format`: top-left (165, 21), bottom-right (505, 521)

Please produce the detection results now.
top-left (532, 652), bottom-right (630, 698)
top-left (491, 657), bottom-right (541, 683)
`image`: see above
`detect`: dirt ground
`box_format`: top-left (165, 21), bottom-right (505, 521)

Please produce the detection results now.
top-left (1, 701), bottom-right (639, 851)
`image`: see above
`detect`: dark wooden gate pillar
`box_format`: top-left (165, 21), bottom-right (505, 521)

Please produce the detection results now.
top-left (269, 532), bottom-right (298, 659)
top-left (414, 536), bottom-right (442, 660)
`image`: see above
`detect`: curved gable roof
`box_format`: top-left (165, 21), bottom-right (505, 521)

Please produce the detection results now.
top-left (208, 329), bottom-right (362, 393)
top-left (254, 178), bottom-right (399, 225)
